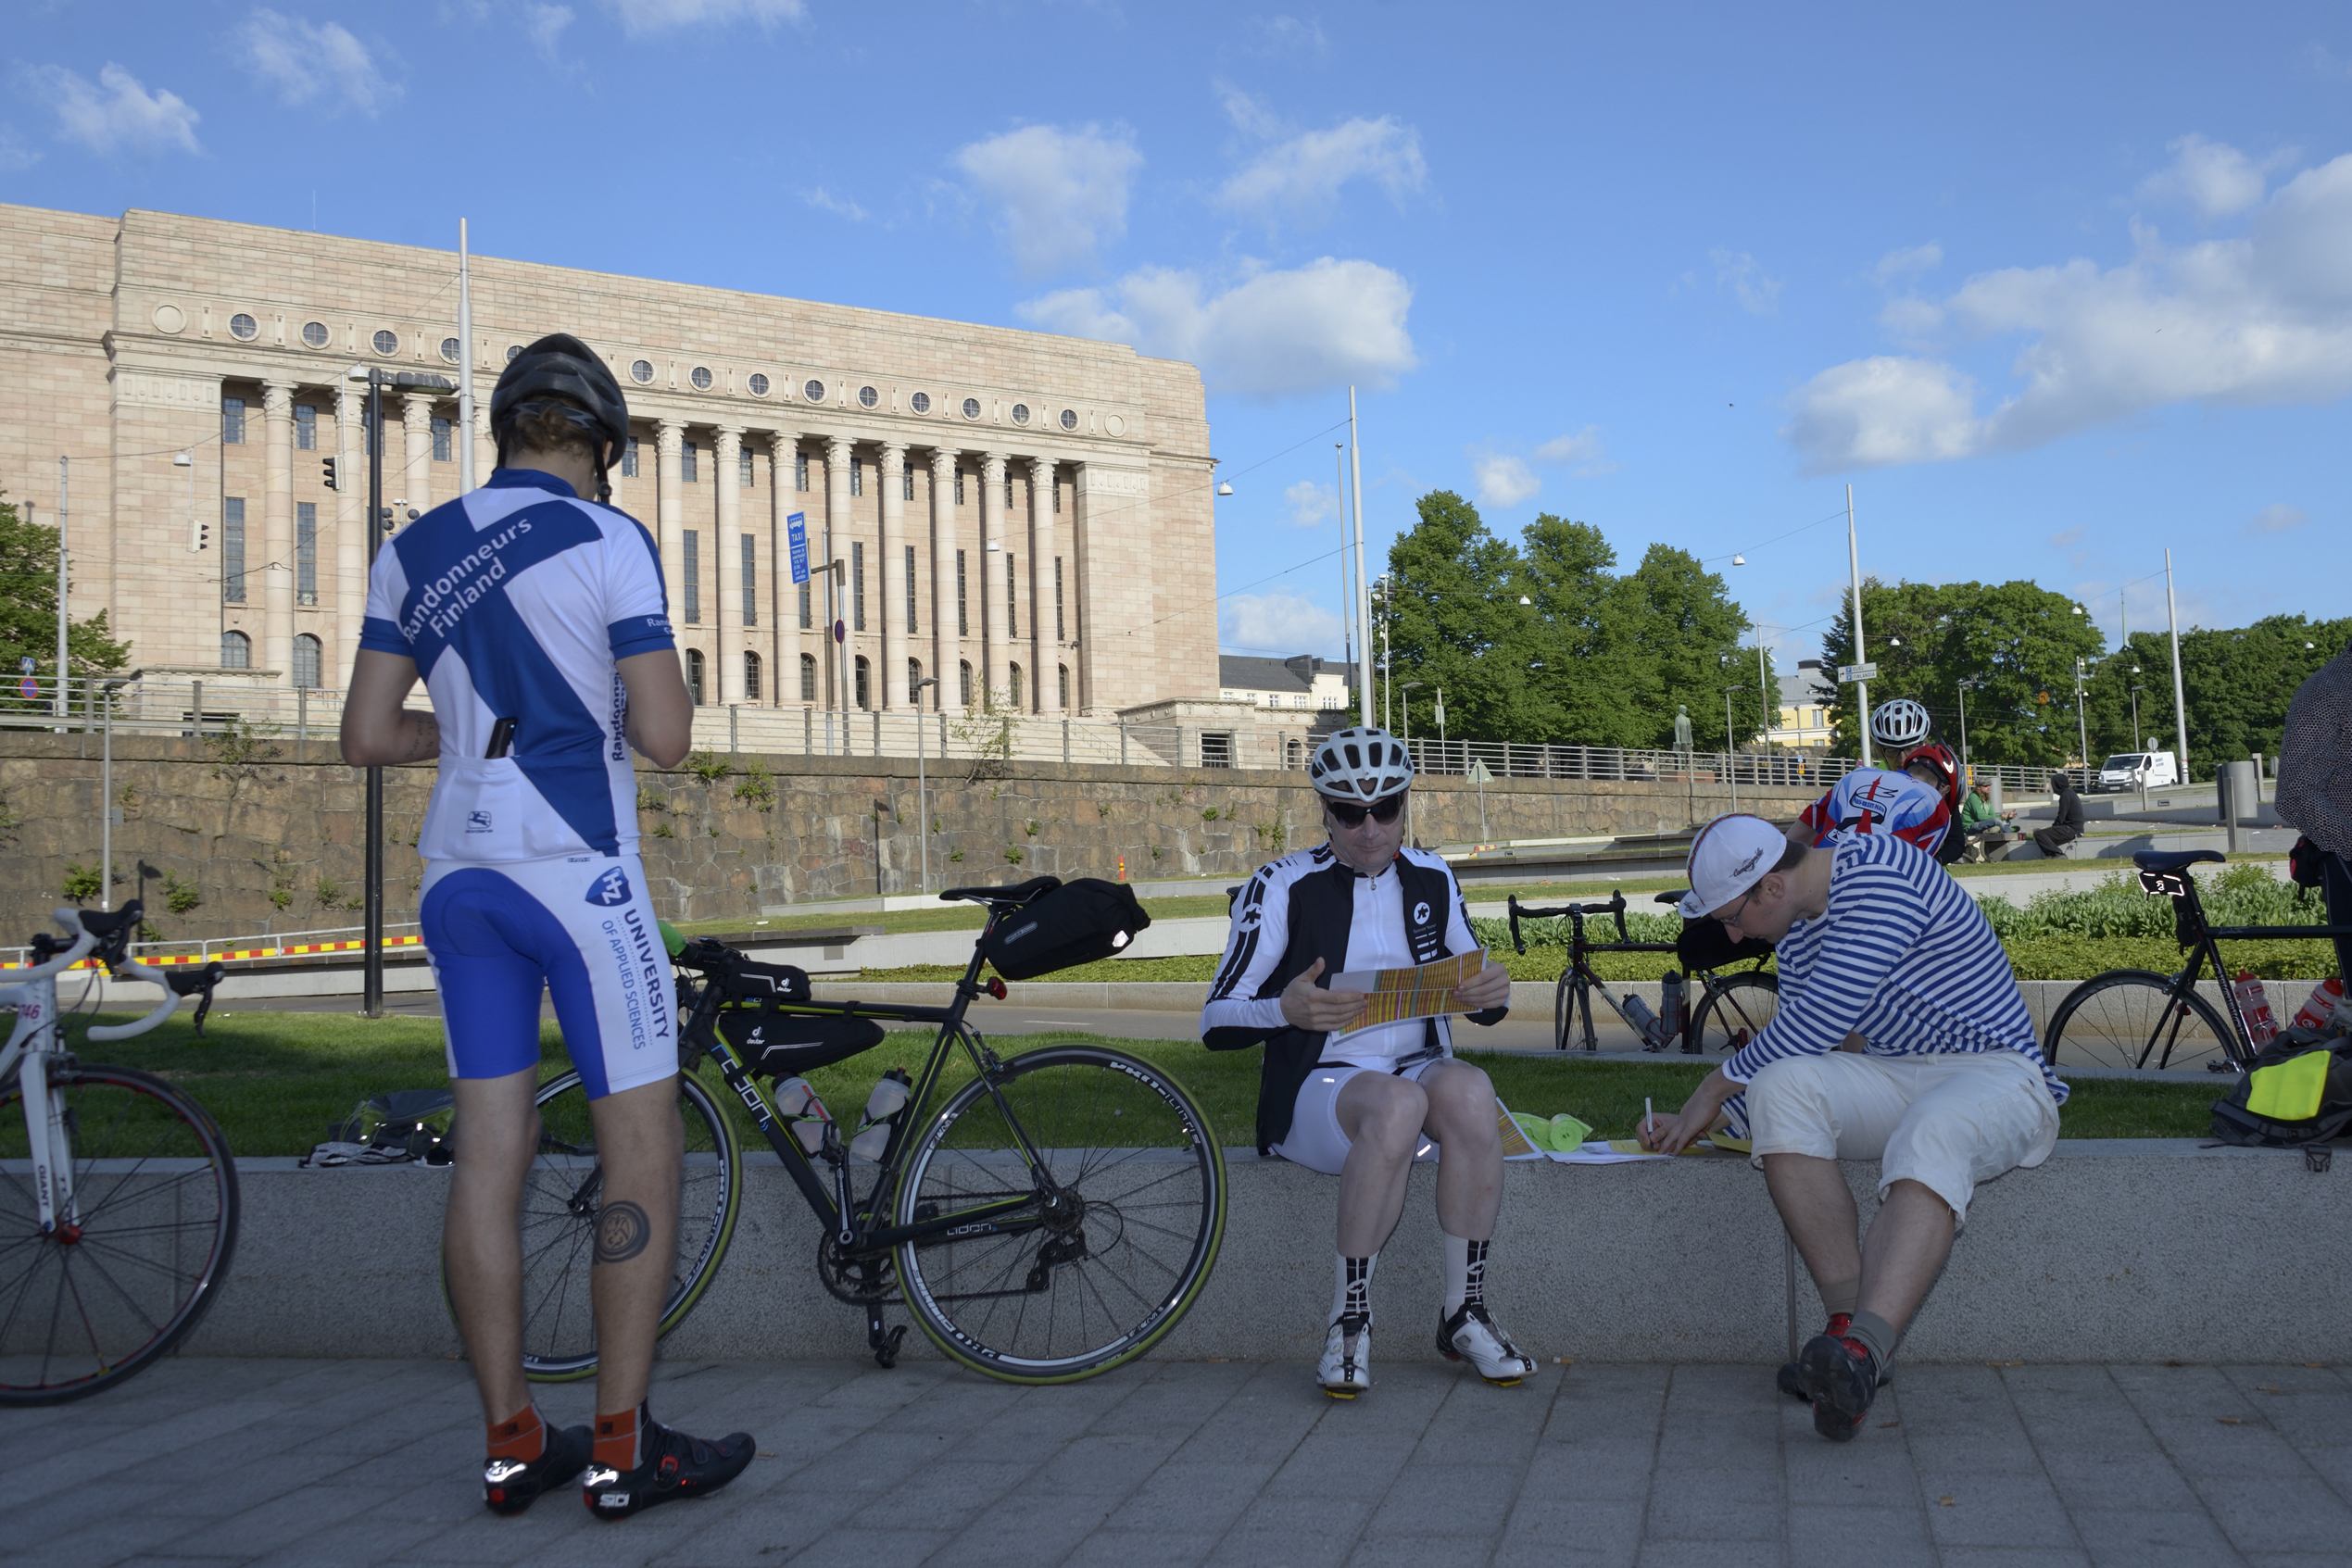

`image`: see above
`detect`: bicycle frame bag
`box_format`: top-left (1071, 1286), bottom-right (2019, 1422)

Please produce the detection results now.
top-left (2209, 1031), bottom-right (2352, 1148)
top-left (715, 958), bottom-right (813, 1004)
top-left (718, 1006), bottom-right (886, 1079)
top-left (980, 877), bottom-right (1152, 979)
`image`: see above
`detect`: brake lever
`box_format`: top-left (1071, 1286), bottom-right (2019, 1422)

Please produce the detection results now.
top-left (166, 961), bottom-right (226, 1037)
top-left (1506, 895), bottom-right (1527, 955)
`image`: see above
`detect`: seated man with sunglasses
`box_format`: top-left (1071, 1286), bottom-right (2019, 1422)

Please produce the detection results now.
top-left (1637, 813), bottom-right (2065, 1442)
top-left (1202, 727), bottom-right (1528, 1399)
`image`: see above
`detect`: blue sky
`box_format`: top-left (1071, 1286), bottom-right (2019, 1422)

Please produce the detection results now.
top-left (8, 2), bottom-right (2351, 672)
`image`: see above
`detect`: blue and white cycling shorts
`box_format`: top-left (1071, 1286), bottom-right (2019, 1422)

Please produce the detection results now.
top-left (419, 853), bottom-right (677, 1099)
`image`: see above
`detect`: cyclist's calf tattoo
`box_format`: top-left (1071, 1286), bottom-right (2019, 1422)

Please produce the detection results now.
top-left (595, 1200), bottom-right (651, 1263)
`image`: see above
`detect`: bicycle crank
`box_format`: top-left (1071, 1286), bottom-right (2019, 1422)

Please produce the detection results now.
top-left (817, 1236), bottom-right (899, 1305)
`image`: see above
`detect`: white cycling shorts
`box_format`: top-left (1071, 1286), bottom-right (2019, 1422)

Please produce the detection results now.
top-left (1272, 1054), bottom-right (1452, 1177)
top-left (419, 853), bottom-right (678, 1099)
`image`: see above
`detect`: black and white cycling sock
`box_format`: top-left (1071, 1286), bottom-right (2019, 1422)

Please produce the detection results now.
top-left (1442, 1234), bottom-right (1490, 1317)
top-left (1331, 1253), bottom-right (1377, 1324)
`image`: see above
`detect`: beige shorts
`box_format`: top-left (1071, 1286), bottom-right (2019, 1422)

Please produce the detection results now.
top-left (1743, 1050), bottom-right (2060, 1223)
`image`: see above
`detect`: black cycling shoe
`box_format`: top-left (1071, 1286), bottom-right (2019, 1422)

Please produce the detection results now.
top-left (583, 1418), bottom-right (756, 1520)
top-left (1777, 1360), bottom-right (1810, 1403)
top-left (1797, 1333), bottom-right (1880, 1443)
top-left (484, 1423), bottom-right (591, 1515)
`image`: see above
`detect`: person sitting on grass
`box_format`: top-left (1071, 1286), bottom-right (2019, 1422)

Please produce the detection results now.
top-left (1201, 727), bottom-right (1529, 1399)
top-left (1638, 812), bottom-right (2068, 1442)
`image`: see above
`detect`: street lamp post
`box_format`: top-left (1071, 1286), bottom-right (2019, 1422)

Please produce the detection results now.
top-left (1722, 686), bottom-right (1744, 812)
top-left (1399, 680), bottom-right (1423, 844)
top-left (912, 675), bottom-right (938, 893)
top-left (1956, 677), bottom-right (1977, 781)
top-left (2073, 655), bottom-right (2091, 793)
top-left (99, 670), bottom-right (143, 909)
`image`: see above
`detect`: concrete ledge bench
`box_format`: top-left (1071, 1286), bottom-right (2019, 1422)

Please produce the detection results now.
top-left (185, 1138), bottom-right (2348, 1366)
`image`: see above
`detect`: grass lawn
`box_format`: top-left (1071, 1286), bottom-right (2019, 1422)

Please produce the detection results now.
top-left (70, 1010), bottom-right (2222, 1156)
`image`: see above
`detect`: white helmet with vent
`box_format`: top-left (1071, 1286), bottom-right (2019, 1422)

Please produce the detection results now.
top-left (1869, 696), bottom-right (1932, 749)
top-left (1308, 727), bottom-right (1415, 802)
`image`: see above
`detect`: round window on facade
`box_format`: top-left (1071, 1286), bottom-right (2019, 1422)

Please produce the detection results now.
top-left (910, 391), bottom-right (931, 414)
top-left (1012, 403), bottom-right (1030, 425)
top-left (229, 313), bottom-right (258, 341)
top-left (748, 372), bottom-right (770, 396)
top-left (372, 329), bottom-right (399, 356)
top-left (858, 384), bottom-right (878, 408)
top-left (804, 379), bottom-right (826, 402)
top-left (630, 359), bottom-right (654, 384)
top-left (1060, 408), bottom-right (1078, 431)
top-left (439, 337), bottom-right (460, 363)
top-left (690, 366), bottom-right (713, 391)
top-left (505, 345), bottom-right (523, 362)
top-left (962, 397), bottom-right (981, 420)
top-left (302, 320), bottom-right (330, 348)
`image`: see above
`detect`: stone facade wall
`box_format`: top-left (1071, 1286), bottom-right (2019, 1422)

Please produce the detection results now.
top-left (0, 734), bottom-right (1815, 941)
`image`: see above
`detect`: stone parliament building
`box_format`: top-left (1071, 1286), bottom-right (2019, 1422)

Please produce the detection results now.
top-left (0, 203), bottom-right (1219, 722)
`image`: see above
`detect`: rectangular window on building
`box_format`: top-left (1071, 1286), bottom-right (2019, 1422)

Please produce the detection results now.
top-left (957, 549), bottom-right (968, 635)
top-left (905, 545), bottom-right (917, 633)
top-left (432, 418), bottom-right (452, 462)
top-left (799, 579), bottom-right (811, 629)
top-left (741, 533), bottom-right (758, 627)
top-left (1006, 476), bottom-right (1015, 509)
top-left (850, 460), bottom-right (862, 498)
top-left (1006, 552), bottom-right (1017, 638)
top-left (1054, 557), bottom-right (1065, 642)
top-left (296, 502), bottom-right (317, 605)
top-left (622, 437), bottom-right (640, 478)
top-left (800, 654), bottom-right (817, 702)
top-left (955, 470), bottom-right (965, 506)
top-left (852, 541), bottom-right (866, 631)
top-left (222, 397), bottom-right (245, 445)
top-left (739, 447), bottom-right (754, 487)
top-left (796, 451), bottom-right (809, 492)
top-left (294, 404), bottom-right (316, 452)
top-left (902, 468), bottom-right (914, 502)
top-left (683, 531), bottom-right (701, 624)
top-left (681, 442), bottom-right (698, 483)
top-left (222, 497), bottom-right (247, 602)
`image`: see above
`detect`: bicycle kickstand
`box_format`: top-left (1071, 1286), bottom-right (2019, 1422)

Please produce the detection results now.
top-left (867, 1303), bottom-right (907, 1369)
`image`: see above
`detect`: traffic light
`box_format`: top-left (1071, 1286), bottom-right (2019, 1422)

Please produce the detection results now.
top-left (379, 506), bottom-right (395, 533)
top-left (322, 457), bottom-right (340, 490)
top-left (190, 516), bottom-right (209, 552)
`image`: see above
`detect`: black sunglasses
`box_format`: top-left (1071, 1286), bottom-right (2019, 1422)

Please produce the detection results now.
top-left (1326, 795), bottom-right (1405, 828)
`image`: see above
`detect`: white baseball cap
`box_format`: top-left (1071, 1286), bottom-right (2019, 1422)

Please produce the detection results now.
top-left (1679, 813), bottom-right (1789, 919)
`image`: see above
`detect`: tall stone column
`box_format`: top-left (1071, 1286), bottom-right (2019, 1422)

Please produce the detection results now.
top-left (824, 434), bottom-right (854, 709)
top-left (1028, 456), bottom-right (1059, 715)
top-left (879, 442), bottom-right (909, 710)
top-left (656, 420), bottom-right (685, 625)
top-left (769, 431), bottom-right (800, 707)
top-left (928, 448), bottom-right (962, 715)
top-left (714, 425), bottom-right (743, 706)
top-left (472, 405), bottom-right (495, 484)
top-left (261, 381), bottom-right (296, 680)
top-left (333, 384), bottom-right (364, 683)
top-left (401, 393), bottom-right (434, 517)
top-left (981, 451), bottom-right (1008, 706)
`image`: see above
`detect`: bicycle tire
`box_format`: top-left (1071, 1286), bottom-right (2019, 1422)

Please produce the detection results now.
top-left (894, 1045), bottom-right (1226, 1384)
top-left (1553, 970), bottom-right (1577, 1051)
top-left (0, 1063), bottom-right (240, 1406)
top-left (455, 1066), bottom-right (742, 1382)
top-left (2046, 970), bottom-right (2235, 1073)
top-left (1689, 972), bottom-right (1780, 1054)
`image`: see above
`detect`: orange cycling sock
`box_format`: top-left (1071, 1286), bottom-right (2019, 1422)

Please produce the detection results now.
top-left (485, 1404), bottom-right (546, 1463)
top-left (593, 1403), bottom-right (646, 1472)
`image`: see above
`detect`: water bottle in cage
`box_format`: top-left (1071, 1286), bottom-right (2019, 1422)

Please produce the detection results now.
top-left (849, 1069), bottom-right (913, 1162)
top-left (1659, 971), bottom-right (1687, 1053)
top-left (775, 1076), bottom-right (834, 1155)
top-left (1620, 994), bottom-right (1667, 1052)
top-left (2232, 972), bottom-right (2280, 1049)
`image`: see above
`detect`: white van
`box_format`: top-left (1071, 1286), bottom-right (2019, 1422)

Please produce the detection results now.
top-left (2093, 751), bottom-right (2179, 792)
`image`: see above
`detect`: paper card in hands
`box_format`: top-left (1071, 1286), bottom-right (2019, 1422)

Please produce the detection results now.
top-left (1327, 949), bottom-right (1491, 1028)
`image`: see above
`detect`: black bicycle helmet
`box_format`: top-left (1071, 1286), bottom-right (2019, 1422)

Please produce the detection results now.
top-left (490, 332), bottom-right (630, 495)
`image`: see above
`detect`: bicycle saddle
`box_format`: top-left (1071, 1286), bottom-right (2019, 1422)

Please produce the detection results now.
top-left (1655, 891), bottom-right (1689, 907)
top-left (940, 875), bottom-right (1061, 906)
top-left (2132, 849), bottom-right (2224, 873)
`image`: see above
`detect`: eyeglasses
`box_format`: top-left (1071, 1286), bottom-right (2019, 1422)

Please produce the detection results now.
top-left (1326, 795), bottom-right (1406, 828)
top-left (1717, 885), bottom-right (1762, 934)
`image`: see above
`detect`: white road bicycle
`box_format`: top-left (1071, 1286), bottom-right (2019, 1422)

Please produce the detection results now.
top-left (0, 901), bottom-right (233, 1404)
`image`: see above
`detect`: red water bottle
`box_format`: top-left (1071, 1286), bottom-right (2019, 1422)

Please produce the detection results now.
top-left (2233, 972), bottom-right (2279, 1049)
top-left (2292, 976), bottom-right (2347, 1035)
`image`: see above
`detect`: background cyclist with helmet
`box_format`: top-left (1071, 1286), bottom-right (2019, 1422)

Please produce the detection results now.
top-left (343, 333), bottom-right (754, 1520)
top-left (1202, 728), bottom-right (1532, 1399)
top-left (1791, 697), bottom-right (1967, 866)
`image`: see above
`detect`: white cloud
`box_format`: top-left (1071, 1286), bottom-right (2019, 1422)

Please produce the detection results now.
top-left (2137, 133), bottom-right (2279, 220)
top-left (1019, 257), bottom-right (1416, 400)
top-left (1246, 15), bottom-right (1328, 57)
top-left (33, 63), bottom-right (200, 157)
top-left (803, 186), bottom-right (868, 221)
top-left (1711, 247), bottom-right (1780, 314)
top-left (1216, 82), bottom-right (1283, 140)
top-left (603, 0), bottom-right (804, 31)
top-left (2248, 502), bottom-right (2308, 533)
top-left (1872, 242), bottom-right (1943, 285)
top-left (1221, 589), bottom-right (1342, 657)
top-left (1472, 453), bottom-right (1541, 508)
top-left (1786, 147), bottom-right (2352, 471)
top-left (1220, 115), bottom-right (1426, 226)
top-left (1534, 426), bottom-right (1603, 464)
top-left (0, 126), bottom-right (38, 170)
top-left (524, 4), bottom-right (575, 59)
top-left (234, 11), bottom-right (401, 116)
top-left (955, 123), bottom-right (1141, 277)
top-left (1283, 480), bottom-right (1339, 528)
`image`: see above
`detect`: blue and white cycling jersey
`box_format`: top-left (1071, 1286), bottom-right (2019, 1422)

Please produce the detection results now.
top-left (359, 469), bottom-right (673, 862)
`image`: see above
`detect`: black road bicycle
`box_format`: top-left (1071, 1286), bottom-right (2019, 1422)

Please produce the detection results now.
top-left (495, 876), bottom-right (1227, 1386)
top-left (2044, 849), bottom-right (2352, 1073)
top-left (1505, 890), bottom-right (1780, 1053)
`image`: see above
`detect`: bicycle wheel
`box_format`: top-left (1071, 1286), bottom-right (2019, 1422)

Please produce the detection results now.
top-left (481, 1066), bottom-right (742, 1382)
top-left (1690, 972), bottom-right (1780, 1053)
top-left (894, 1045), bottom-right (1226, 1383)
top-left (0, 1063), bottom-right (240, 1405)
top-left (2046, 970), bottom-right (2234, 1073)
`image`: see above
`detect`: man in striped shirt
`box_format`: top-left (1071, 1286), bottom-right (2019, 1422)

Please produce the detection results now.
top-left (1640, 813), bottom-right (2067, 1442)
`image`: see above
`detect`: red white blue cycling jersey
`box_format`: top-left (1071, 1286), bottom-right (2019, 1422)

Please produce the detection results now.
top-left (1797, 767), bottom-right (1952, 858)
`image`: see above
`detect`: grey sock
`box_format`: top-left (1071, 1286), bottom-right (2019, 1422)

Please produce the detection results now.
top-left (1817, 1277), bottom-right (1859, 1319)
top-left (1845, 1310), bottom-right (1898, 1368)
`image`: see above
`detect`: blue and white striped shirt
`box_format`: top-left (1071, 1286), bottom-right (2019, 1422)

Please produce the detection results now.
top-left (1723, 831), bottom-right (2068, 1107)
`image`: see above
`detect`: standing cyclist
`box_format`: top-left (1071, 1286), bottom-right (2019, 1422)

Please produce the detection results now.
top-left (342, 333), bottom-right (755, 1519)
top-left (1201, 728), bottom-right (1532, 1398)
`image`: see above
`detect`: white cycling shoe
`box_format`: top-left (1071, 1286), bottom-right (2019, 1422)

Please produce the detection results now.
top-left (1318, 1312), bottom-right (1373, 1399)
top-left (1437, 1303), bottom-right (1535, 1386)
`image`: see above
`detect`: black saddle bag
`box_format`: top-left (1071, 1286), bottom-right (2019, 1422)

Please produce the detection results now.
top-left (717, 1006), bottom-right (886, 1079)
top-left (979, 877), bottom-right (1153, 979)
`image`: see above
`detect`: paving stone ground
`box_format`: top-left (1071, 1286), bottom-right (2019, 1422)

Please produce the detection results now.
top-left (6, 1355), bottom-right (2350, 1567)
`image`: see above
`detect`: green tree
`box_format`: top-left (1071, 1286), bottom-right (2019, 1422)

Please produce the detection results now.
top-left (1618, 544), bottom-right (1766, 748)
top-left (1517, 514), bottom-right (1654, 746)
top-left (1381, 491), bottom-right (1549, 743)
top-left (0, 491), bottom-right (132, 704)
top-left (2084, 616), bottom-right (2352, 781)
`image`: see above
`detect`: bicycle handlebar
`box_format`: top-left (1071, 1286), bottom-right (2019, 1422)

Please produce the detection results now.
top-left (4, 915), bottom-right (97, 984)
top-left (1505, 890), bottom-right (1629, 953)
top-left (11, 901), bottom-right (218, 1041)
top-left (86, 956), bottom-right (183, 1040)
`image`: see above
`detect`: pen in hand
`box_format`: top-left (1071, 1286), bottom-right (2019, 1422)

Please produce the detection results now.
top-left (1645, 1097), bottom-right (1654, 1145)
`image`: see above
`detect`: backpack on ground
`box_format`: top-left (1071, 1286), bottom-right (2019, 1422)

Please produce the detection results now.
top-left (979, 877), bottom-right (1152, 979)
top-left (2209, 1028), bottom-right (2352, 1148)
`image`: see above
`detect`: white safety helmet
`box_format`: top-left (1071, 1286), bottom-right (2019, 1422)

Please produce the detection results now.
top-left (1869, 696), bottom-right (1932, 749)
top-left (1308, 726), bottom-right (1415, 803)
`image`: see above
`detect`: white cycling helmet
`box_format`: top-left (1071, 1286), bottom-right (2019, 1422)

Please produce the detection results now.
top-left (1308, 726), bottom-right (1415, 802)
top-left (1869, 696), bottom-right (1932, 748)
